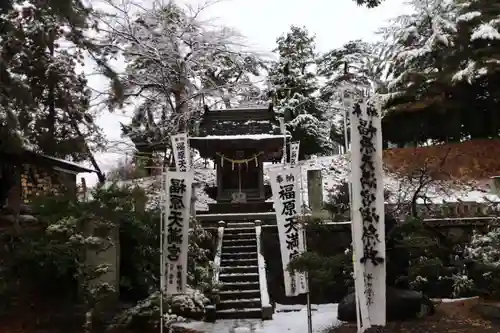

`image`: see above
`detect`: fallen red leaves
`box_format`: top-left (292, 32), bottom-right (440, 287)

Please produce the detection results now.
top-left (383, 139), bottom-right (500, 181)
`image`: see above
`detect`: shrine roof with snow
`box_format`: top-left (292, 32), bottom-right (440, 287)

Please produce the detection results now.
top-left (190, 104), bottom-right (289, 157)
top-left (194, 104), bottom-right (282, 138)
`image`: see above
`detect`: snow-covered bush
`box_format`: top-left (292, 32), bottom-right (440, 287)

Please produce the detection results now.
top-left (450, 272), bottom-right (475, 298)
top-left (409, 275), bottom-right (428, 291)
top-left (465, 228), bottom-right (500, 267)
top-left (109, 288), bottom-right (209, 330)
top-left (112, 191), bottom-right (216, 328)
top-left (462, 228), bottom-right (500, 299)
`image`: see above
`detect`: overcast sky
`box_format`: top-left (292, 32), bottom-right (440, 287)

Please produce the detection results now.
top-left (80, 0), bottom-right (409, 186)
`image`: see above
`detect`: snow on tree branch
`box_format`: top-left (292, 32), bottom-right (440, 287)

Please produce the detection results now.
top-left (96, 0), bottom-right (266, 144)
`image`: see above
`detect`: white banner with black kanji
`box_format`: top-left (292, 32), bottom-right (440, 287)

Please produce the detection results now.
top-left (163, 171), bottom-right (193, 295)
top-left (171, 133), bottom-right (190, 172)
top-left (350, 100), bottom-right (386, 330)
top-left (289, 141), bottom-right (300, 166)
top-left (269, 166), bottom-right (308, 297)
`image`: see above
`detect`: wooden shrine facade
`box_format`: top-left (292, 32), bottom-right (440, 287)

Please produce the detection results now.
top-left (0, 148), bottom-right (96, 212)
top-left (190, 104), bottom-right (288, 215)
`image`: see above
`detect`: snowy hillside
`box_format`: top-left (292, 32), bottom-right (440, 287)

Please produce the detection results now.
top-left (107, 154), bottom-right (499, 212)
top-left (267, 154), bottom-right (499, 207)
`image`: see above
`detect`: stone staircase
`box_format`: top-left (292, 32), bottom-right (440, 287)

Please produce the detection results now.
top-left (217, 222), bottom-right (262, 319)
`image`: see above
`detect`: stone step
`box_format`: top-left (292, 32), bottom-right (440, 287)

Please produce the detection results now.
top-left (219, 289), bottom-right (261, 301)
top-left (222, 245), bottom-right (257, 253)
top-left (224, 227), bottom-right (255, 235)
top-left (216, 308), bottom-right (262, 319)
top-left (221, 265), bottom-right (258, 274)
top-left (223, 238), bottom-right (256, 246)
top-left (221, 257), bottom-right (258, 267)
top-left (220, 281), bottom-right (260, 291)
top-left (223, 232), bottom-right (256, 240)
top-left (221, 252), bottom-right (257, 260)
top-left (218, 298), bottom-right (261, 311)
top-left (219, 272), bottom-right (259, 283)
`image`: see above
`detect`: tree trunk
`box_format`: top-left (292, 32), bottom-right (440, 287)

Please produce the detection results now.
top-left (174, 86), bottom-right (189, 132)
top-left (47, 31), bottom-right (56, 151)
top-left (67, 117), bottom-right (106, 184)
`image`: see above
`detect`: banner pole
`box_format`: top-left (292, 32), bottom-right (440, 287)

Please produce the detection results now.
top-left (299, 161), bottom-right (312, 333)
top-left (303, 224), bottom-right (312, 333)
top-left (160, 168), bottom-right (165, 333)
top-left (343, 90), bottom-right (362, 332)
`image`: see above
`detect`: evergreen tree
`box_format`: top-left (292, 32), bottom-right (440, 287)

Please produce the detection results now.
top-left (451, 0), bottom-right (500, 138)
top-left (318, 40), bottom-right (381, 101)
top-left (0, 0), bottom-right (112, 173)
top-left (0, 2), bottom-right (104, 162)
top-left (381, 0), bottom-right (457, 112)
top-left (318, 40), bottom-right (384, 150)
top-left (378, 0), bottom-right (500, 144)
top-left (376, 0), bottom-right (463, 145)
top-left (268, 26), bottom-right (335, 158)
top-left (453, 0), bottom-right (500, 83)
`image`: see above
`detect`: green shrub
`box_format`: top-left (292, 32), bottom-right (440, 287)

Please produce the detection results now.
top-left (464, 227), bottom-right (500, 299)
top-left (0, 183), bottom-right (217, 330)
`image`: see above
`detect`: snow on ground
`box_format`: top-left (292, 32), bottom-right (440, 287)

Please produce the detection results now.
top-left (175, 303), bottom-right (340, 333)
top-left (440, 296), bottom-right (479, 303)
top-left (174, 297), bottom-right (482, 333)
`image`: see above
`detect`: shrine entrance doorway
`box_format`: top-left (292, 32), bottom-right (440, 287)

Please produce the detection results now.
top-left (218, 150), bottom-right (263, 203)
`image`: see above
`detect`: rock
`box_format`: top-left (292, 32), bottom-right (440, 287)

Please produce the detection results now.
top-left (0, 214), bottom-right (39, 224)
top-left (337, 287), bottom-right (435, 322)
top-left (19, 203), bottom-right (35, 214)
top-left (171, 326), bottom-right (203, 333)
top-left (435, 297), bottom-right (479, 318)
top-left (19, 214), bottom-right (39, 223)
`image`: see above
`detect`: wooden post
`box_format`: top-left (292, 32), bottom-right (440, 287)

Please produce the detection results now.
top-left (492, 176), bottom-right (500, 196)
top-left (307, 169), bottom-right (323, 217)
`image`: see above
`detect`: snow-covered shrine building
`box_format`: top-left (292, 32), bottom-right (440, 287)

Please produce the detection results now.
top-left (191, 104), bottom-right (285, 223)
top-left (189, 104), bottom-right (285, 320)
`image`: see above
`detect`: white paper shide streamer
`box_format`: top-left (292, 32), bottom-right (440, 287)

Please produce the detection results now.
top-left (289, 141), bottom-right (300, 166)
top-left (171, 133), bottom-right (191, 172)
top-left (163, 171), bottom-right (193, 295)
top-left (349, 101), bottom-right (386, 331)
top-left (269, 166), bottom-right (308, 297)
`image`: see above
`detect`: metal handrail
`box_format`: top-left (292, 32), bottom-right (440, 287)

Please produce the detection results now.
top-left (255, 220), bottom-right (271, 315)
top-left (213, 221), bottom-right (225, 284)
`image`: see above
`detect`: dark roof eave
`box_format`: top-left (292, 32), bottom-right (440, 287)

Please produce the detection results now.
top-left (1, 150), bottom-right (97, 173)
top-left (38, 153), bottom-right (97, 173)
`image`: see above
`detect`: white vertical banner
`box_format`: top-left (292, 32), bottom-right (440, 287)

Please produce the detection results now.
top-left (278, 117), bottom-right (287, 164)
top-left (349, 100), bottom-right (386, 330)
top-left (278, 117), bottom-right (286, 134)
top-left (163, 171), bottom-right (194, 295)
top-left (269, 166), bottom-right (308, 297)
top-left (289, 141), bottom-right (300, 166)
top-left (171, 133), bottom-right (191, 172)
